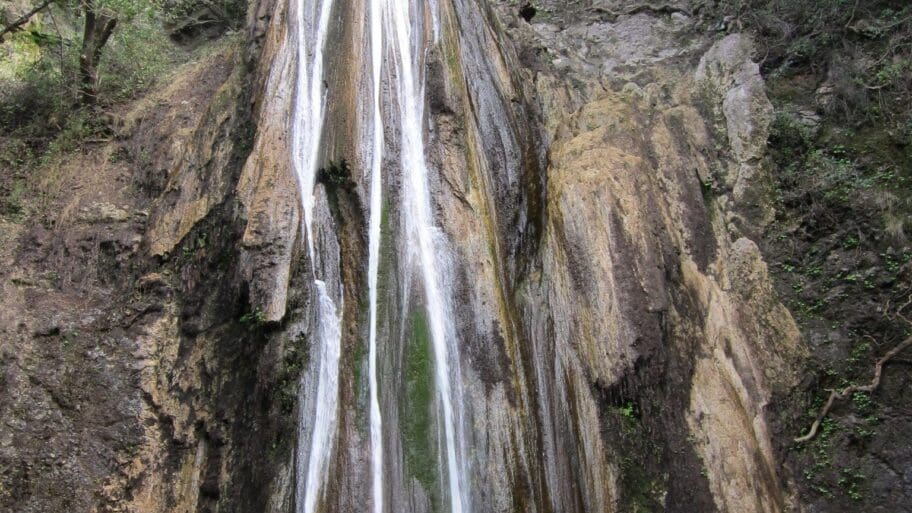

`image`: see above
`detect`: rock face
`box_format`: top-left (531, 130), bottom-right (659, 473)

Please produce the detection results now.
top-left (490, 8), bottom-right (805, 511)
top-left (192, 0), bottom-right (804, 511)
top-left (1, 1), bottom-right (823, 512)
top-left (695, 33), bottom-right (775, 231)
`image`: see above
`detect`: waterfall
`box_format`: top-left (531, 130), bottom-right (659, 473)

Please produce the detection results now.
top-left (289, 0), bottom-right (342, 511)
top-left (295, 281), bottom-right (342, 513)
top-left (291, 0), bottom-right (334, 255)
top-left (367, 0), bottom-right (385, 511)
top-left (286, 0), bottom-right (470, 510)
top-left (386, 1), bottom-right (470, 511)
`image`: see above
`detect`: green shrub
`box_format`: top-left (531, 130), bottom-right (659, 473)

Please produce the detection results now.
top-left (98, 11), bottom-right (176, 103)
top-left (0, 3), bottom-right (187, 166)
top-left (239, 308), bottom-right (266, 329)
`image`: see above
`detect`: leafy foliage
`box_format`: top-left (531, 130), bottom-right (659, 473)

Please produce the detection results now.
top-left (239, 308), bottom-right (266, 330)
top-left (715, 0), bottom-right (912, 128)
top-left (738, 2), bottom-right (912, 507)
top-left (0, 0), bottom-right (242, 170)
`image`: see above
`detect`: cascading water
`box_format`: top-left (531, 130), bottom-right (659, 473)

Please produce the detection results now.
top-left (385, 1), bottom-right (470, 511)
top-left (287, 0), bottom-right (470, 510)
top-left (295, 282), bottom-right (342, 513)
top-left (288, 0), bottom-right (342, 512)
top-left (366, 0), bottom-right (385, 511)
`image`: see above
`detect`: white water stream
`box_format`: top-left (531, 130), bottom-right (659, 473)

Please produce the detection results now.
top-left (367, 0), bottom-right (385, 511)
top-left (385, 1), bottom-right (469, 511)
top-left (289, 0), bottom-right (470, 511)
top-left (289, 0), bottom-right (342, 511)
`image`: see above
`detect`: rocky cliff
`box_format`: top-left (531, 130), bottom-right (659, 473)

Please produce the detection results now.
top-left (2, 1), bottom-right (910, 512)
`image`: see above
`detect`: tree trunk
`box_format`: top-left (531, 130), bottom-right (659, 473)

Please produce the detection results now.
top-left (78, 0), bottom-right (116, 106)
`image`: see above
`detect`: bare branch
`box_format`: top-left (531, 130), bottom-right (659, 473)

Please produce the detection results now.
top-left (896, 295), bottom-right (912, 325)
top-left (795, 336), bottom-right (912, 443)
top-left (0, 0), bottom-right (55, 43)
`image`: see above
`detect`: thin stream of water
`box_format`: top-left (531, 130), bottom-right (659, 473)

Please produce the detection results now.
top-left (367, 0), bottom-right (385, 510)
top-left (386, 1), bottom-right (469, 510)
top-left (288, 0), bottom-right (342, 511)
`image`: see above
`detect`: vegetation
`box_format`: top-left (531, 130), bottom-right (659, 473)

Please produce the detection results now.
top-left (608, 398), bottom-right (665, 513)
top-left (239, 308), bottom-right (266, 330)
top-left (2, 0), bottom-right (170, 110)
top-left (715, 1), bottom-right (912, 133)
top-left (0, 0), bottom-right (244, 206)
top-left (402, 308), bottom-right (439, 507)
top-left (707, 0), bottom-right (912, 507)
top-left (317, 159), bottom-right (355, 190)
top-left (796, 325), bottom-right (911, 443)
top-left (158, 0), bottom-right (244, 41)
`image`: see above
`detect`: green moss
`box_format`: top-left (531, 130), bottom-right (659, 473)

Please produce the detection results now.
top-left (621, 456), bottom-right (665, 513)
top-left (402, 307), bottom-right (439, 506)
top-left (611, 405), bottom-right (666, 512)
top-left (443, 30), bottom-right (462, 82)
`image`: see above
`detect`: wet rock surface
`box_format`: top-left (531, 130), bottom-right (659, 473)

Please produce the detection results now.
top-left (3, 0), bottom-right (908, 512)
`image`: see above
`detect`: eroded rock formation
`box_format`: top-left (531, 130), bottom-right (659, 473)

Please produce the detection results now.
top-left (1, 1), bottom-right (838, 512)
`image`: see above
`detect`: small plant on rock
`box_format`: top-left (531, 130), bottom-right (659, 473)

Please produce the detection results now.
top-left (239, 308), bottom-right (266, 330)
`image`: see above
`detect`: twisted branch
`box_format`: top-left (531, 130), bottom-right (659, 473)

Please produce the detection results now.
top-left (795, 296), bottom-right (912, 443)
top-left (0, 0), bottom-right (55, 43)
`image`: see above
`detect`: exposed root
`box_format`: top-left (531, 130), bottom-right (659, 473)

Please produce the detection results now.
top-left (794, 335), bottom-right (912, 443)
